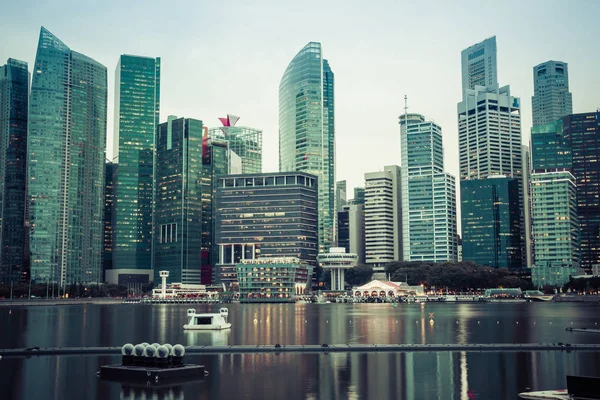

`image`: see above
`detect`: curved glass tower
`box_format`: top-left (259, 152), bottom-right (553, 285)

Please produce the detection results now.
top-left (28, 27), bottom-right (107, 286)
top-left (279, 42), bottom-right (335, 253)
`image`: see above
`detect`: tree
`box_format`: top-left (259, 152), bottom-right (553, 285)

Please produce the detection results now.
top-left (345, 265), bottom-right (374, 286)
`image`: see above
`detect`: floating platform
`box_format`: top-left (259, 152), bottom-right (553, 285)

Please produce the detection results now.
top-left (518, 389), bottom-right (569, 399)
top-left (99, 364), bottom-right (205, 385)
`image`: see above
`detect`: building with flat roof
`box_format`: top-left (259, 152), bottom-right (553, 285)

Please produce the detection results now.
top-left (532, 61), bottom-right (572, 127)
top-left (461, 36), bottom-right (497, 95)
top-left (215, 172), bottom-right (318, 288)
top-left (337, 204), bottom-right (365, 264)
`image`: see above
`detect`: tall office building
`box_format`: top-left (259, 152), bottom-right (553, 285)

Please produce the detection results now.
top-left (279, 42), bottom-right (335, 254)
top-left (350, 187), bottom-right (365, 205)
top-left (563, 112), bottom-right (600, 272)
top-left (201, 135), bottom-right (230, 284)
top-left (336, 180), bottom-right (347, 213)
top-left (154, 117), bottom-right (203, 284)
top-left (532, 61), bottom-right (572, 127)
top-left (461, 176), bottom-right (521, 269)
top-left (103, 160), bottom-right (116, 275)
top-left (530, 171), bottom-right (579, 287)
top-left (215, 172), bottom-right (318, 288)
top-left (0, 58), bottom-right (29, 284)
top-left (28, 27), bottom-right (107, 285)
top-left (337, 204), bottom-right (365, 265)
top-left (461, 36), bottom-right (498, 95)
top-left (112, 55), bottom-right (160, 280)
top-left (208, 114), bottom-right (262, 174)
top-left (364, 166), bottom-right (402, 273)
top-left (399, 113), bottom-right (458, 262)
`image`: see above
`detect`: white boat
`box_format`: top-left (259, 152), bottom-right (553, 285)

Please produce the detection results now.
top-left (518, 389), bottom-right (568, 399)
top-left (183, 308), bottom-right (231, 330)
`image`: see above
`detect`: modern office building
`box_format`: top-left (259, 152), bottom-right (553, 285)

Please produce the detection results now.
top-left (154, 117), bottom-right (204, 285)
top-left (530, 120), bottom-right (571, 171)
top-left (460, 176), bottom-right (521, 269)
top-left (0, 58), bottom-right (29, 284)
top-left (336, 180), bottom-right (347, 214)
top-left (215, 172), bottom-right (318, 288)
top-left (530, 171), bottom-right (579, 287)
top-left (317, 247), bottom-right (358, 291)
top-left (350, 187), bottom-right (365, 205)
top-left (200, 135), bottom-right (230, 284)
top-left (208, 114), bottom-right (262, 174)
top-left (279, 42), bottom-right (335, 254)
top-left (532, 61), bottom-right (572, 127)
top-left (364, 166), bottom-right (402, 274)
top-left (236, 257), bottom-right (313, 302)
top-left (461, 36), bottom-right (498, 95)
top-left (103, 160), bottom-right (116, 276)
top-left (563, 112), bottom-right (600, 271)
top-left (399, 113), bottom-right (458, 262)
top-left (522, 145), bottom-right (533, 269)
top-left (28, 27), bottom-right (107, 286)
top-left (112, 54), bottom-right (160, 280)
top-left (337, 204), bottom-right (365, 265)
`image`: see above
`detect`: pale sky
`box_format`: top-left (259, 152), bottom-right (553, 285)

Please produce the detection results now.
top-left (2, 0), bottom-right (599, 200)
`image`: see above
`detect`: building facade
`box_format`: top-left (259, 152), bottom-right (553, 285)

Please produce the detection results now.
top-left (399, 113), bottom-right (458, 262)
top-left (28, 27), bottom-right (107, 285)
top-left (317, 247), bottom-right (357, 291)
top-left (103, 160), bottom-right (116, 276)
top-left (154, 117), bottom-right (204, 285)
top-left (563, 112), bottom-right (600, 272)
top-left (460, 176), bottom-right (521, 269)
top-left (208, 114), bottom-right (262, 174)
top-left (337, 204), bottom-right (365, 265)
top-left (532, 61), bottom-right (572, 127)
top-left (0, 58), bottom-right (29, 284)
top-left (461, 36), bottom-right (498, 94)
top-left (215, 172), bottom-right (318, 288)
top-left (279, 42), bottom-right (335, 254)
top-left (364, 166), bottom-right (402, 272)
top-left (112, 55), bottom-right (160, 275)
top-left (530, 171), bottom-right (579, 287)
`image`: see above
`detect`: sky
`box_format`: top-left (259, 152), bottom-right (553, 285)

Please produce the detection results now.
top-left (1, 0), bottom-right (599, 200)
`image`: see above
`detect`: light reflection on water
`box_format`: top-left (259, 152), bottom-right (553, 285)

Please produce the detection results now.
top-left (1, 302), bottom-right (600, 399)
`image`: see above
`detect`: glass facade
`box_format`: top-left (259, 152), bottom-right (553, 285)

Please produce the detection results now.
top-left (103, 161), bottom-right (116, 275)
top-left (461, 36), bottom-right (497, 93)
top-left (399, 113), bottom-right (458, 262)
top-left (532, 61), bottom-right (572, 127)
top-left (215, 172), bottom-right (318, 287)
top-left (28, 27), bottom-right (107, 285)
top-left (531, 120), bottom-right (571, 171)
top-left (208, 125), bottom-right (262, 174)
top-left (236, 258), bottom-right (313, 302)
top-left (460, 177), bottom-right (521, 269)
top-left (113, 55), bottom-right (160, 272)
top-left (563, 113), bottom-right (600, 271)
top-left (154, 118), bottom-right (203, 284)
top-left (279, 42), bottom-right (335, 254)
top-left (201, 138), bottom-right (230, 284)
top-left (0, 58), bottom-right (29, 284)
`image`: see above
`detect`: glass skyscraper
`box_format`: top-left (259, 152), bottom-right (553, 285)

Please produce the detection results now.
top-left (279, 42), bottom-right (335, 254)
top-left (532, 61), bottom-right (572, 127)
top-left (399, 113), bottom-right (458, 262)
top-left (209, 114), bottom-right (262, 174)
top-left (0, 58), bottom-right (29, 284)
top-left (154, 117), bottom-right (203, 284)
top-left (28, 27), bottom-right (107, 286)
top-left (113, 55), bottom-right (160, 274)
top-left (461, 36), bottom-right (498, 94)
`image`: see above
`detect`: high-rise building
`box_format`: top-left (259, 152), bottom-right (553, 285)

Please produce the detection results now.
top-left (337, 204), bottom-right (365, 265)
top-left (532, 61), bottom-right (572, 127)
top-left (103, 160), bottom-right (116, 275)
top-left (530, 171), bottom-right (579, 287)
top-left (112, 55), bottom-right (160, 278)
top-left (279, 42), bottom-right (335, 254)
top-left (364, 166), bottom-right (402, 274)
top-left (154, 117), bottom-right (204, 285)
top-left (336, 180), bottom-right (347, 214)
top-left (461, 36), bottom-right (498, 95)
top-left (215, 172), bottom-right (318, 288)
top-left (28, 27), bottom-right (107, 285)
top-left (399, 113), bottom-right (458, 262)
top-left (0, 58), bottom-right (29, 284)
top-left (563, 112), bottom-right (600, 271)
top-left (350, 187), bottom-right (365, 205)
top-left (208, 114), bottom-right (262, 174)
top-left (460, 176), bottom-right (521, 269)
top-left (201, 135), bottom-right (230, 284)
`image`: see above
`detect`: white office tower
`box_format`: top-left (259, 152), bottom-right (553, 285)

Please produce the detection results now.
top-left (461, 36), bottom-right (498, 95)
top-left (532, 61), bottom-right (572, 127)
top-left (364, 166), bottom-right (402, 278)
top-left (399, 113), bottom-right (458, 262)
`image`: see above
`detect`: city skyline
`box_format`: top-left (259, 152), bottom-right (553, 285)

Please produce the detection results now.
top-left (1, 0), bottom-right (598, 198)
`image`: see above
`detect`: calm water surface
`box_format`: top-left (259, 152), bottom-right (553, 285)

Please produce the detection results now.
top-left (1, 302), bottom-right (600, 399)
